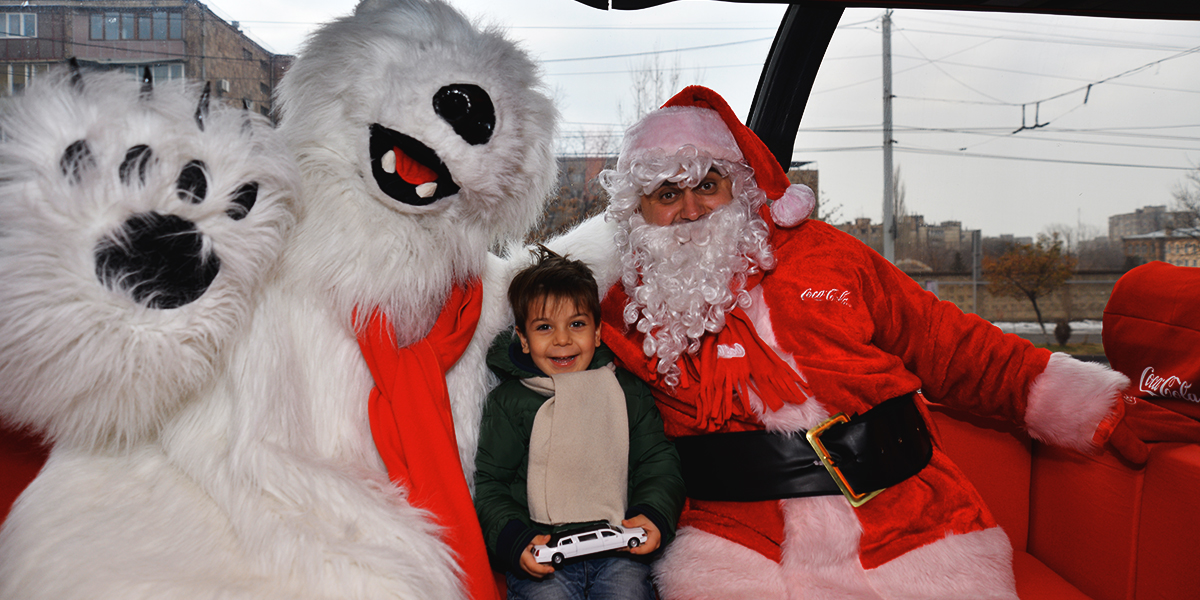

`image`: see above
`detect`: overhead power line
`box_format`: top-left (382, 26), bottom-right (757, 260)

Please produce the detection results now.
top-left (891, 56), bottom-right (1200, 97)
top-left (895, 146), bottom-right (1194, 171)
top-left (1020, 44), bottom-right (1200, 106)
top-left (541, 36), bottom-right (773, 64)
top-left (788, 144), bottom-right (1196, 171)
top-left (896, 25), bottom-right (1197, 53)
top-left (901, 11), bottom-right (1200, 45)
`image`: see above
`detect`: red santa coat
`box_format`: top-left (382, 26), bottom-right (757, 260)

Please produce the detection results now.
top-left (601, 218), bottom-right (1116, 571)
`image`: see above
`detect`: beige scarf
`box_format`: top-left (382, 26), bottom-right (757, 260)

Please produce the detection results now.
top-left (524, 364), bottom-right (628, 527)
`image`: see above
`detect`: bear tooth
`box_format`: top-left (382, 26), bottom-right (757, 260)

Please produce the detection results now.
top-left (381, 150), bottom-right (396, 174)
top-left (416, 182), bottom-right (437, 198)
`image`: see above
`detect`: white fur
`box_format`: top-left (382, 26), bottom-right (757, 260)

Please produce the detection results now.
top-left (0, 0), bottom-right (557, 597)
top-left (0, 67), bottom-right (298, 597)
top-left (545, 213), bottom-right (622, 296)
top-left (0, 70), bottom-right (294, 452)
top-left (653, 516), bottom-right (1017, 600)
top-left (652, 526), bottom-right (788, 600)
top-left (1025, 352), bottom-right (1127, 453)
top-left (866, 527), bottom-right (1017, 600)
top-left (155, 0), bottom-right (554, 597)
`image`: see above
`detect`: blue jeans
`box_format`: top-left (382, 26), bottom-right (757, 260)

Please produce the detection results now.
top-left (505, 555), bottom-right (654, 600)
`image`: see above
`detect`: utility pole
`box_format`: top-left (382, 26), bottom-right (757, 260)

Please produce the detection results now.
top-left (971, 229), bottom-right (982, 315)
top-left (882, 10), bottom-right (895, 262)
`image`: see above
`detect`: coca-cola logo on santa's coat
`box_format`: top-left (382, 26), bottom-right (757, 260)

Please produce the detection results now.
top-left (799, 288), bottom-right (852, 307)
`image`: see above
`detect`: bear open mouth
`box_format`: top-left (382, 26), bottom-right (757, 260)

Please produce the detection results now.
top-left (369, 124), bottom-right (459, 206)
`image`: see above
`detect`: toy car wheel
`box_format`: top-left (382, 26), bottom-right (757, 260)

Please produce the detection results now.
top-left (628, 538), bottom-right (641, 549)
top-left (552, 553), bottom-right (564, 566)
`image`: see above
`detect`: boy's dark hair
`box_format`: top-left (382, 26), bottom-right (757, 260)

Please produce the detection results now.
top-left (508, 245), bottom-right (601, 332)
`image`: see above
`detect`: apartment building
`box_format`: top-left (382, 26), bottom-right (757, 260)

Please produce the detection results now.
top-left (0, 0), bottom-right (290, 116)
top-left (1109, 205), bottom-right (1196, 241)
top-left (1123, 227), bottom-right (1200, 267)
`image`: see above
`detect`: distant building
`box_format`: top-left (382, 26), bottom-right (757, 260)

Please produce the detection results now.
top-left (838, 217), bottom-right (884, 249)
top-left (835, 214), bottom-right (983, 269)
top-left (918, 219), bottom-right (968, 249)
top-left (0, 0), bottom-right (291, 117)
top-left (1122, 227), bottom-right (1200, 267)
top-left (994, 233), bottom-right (1034, 247)
top-left (1109, 205), bottom-right (1196, 241)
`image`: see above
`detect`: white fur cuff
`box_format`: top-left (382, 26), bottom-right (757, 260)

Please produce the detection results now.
top-left (1025, 353), bottom-right (1129, 452)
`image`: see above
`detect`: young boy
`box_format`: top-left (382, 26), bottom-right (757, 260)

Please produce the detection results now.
top-left (474, 246), bottom-right (684, 600)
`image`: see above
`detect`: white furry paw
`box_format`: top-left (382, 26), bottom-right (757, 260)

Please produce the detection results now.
top-left (0, 66), bottom-right (296, 451)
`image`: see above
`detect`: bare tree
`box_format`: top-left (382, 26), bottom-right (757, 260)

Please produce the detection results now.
top-left (816, 191), bottom-right (843, 224)
top-left (889, 166), bottom-right (955, 270)
top-left (618, 53), bottom-right (686, 125)
top-left (1041, 222), bottom-right (1126, 271)
top-left (891, 166), bottom-right (916, 258)
top-left (1076, 236), bottom-right (1127, 271)
top-left (1042, 223), bottom-right (1077, 255)
top-left (1171, 165), bottom-right (1200, 234)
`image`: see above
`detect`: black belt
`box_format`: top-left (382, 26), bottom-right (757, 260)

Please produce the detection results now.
top-left (673, 393), bottom-right (933, 506)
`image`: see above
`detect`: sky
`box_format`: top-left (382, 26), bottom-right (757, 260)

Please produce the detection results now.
top-left (206, 0), bottom-right (1200, 240)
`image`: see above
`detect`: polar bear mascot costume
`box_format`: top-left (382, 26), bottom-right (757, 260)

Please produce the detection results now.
top-left (210, 0), bottom-right (555, 597)
top-left (0, 0), bottom-right (557, 598)
top-left (0, 67), bottom-right (297, 596)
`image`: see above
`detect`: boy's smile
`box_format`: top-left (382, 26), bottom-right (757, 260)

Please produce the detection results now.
top-left (517, 295), bottom-right (601, 376)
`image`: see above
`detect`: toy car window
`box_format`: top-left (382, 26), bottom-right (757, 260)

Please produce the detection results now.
top-left (579, 533), bottom-right (598, 541)
top-left (561, 539), bottom-right (572, 545)
top-left (601, 531), bottom-right (615, 537)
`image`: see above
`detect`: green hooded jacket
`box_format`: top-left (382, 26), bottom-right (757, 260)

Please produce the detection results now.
top-left (473, 332), bottom-right (685, 574)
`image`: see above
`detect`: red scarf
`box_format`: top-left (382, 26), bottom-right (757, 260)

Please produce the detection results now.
top-left (357, 280), bottom-right (499, 600)
top-left (601, 279), bottom-right (812, 432)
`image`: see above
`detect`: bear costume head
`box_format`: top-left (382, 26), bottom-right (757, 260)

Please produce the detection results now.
top-left (276, 0), bottom-right (557, 342)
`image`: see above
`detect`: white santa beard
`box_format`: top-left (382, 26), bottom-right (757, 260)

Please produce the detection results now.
top-left (619, 198), bottom-right (771, 385)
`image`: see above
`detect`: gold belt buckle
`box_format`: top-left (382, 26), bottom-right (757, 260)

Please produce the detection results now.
top-left (806, 413), bottom-right (885, 508)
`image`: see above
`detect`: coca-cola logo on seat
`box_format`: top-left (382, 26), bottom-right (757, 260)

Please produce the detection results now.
top-left (1140, 367), bottom-right (1199, 403)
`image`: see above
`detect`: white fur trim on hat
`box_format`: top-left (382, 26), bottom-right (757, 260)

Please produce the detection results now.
top-left (770, 183), bottom-right (816, 228)
top-left (619, 105), bottom-right (742, 167)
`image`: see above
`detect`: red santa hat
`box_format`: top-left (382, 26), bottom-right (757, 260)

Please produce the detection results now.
top-left (618, 85), bottom-right (815, 227)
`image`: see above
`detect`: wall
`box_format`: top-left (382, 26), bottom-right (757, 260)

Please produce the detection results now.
top-left (911, 271), bottom-right (1122, 323)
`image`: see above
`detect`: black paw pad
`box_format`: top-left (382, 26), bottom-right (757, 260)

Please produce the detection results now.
top-left (176, 160), bottom-right (208, 204)
top-left (95, 212), bottom-right (220, 309)
top-left (60, 139), bottom-right (95, 184)
top-left (119, 145), bottom-right (153, 185)
top-left (226, 183), bottom-right (258, 221)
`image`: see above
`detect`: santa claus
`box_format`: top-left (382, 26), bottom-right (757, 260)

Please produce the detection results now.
top-left (555, 86), bottom-right (1135, 599)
